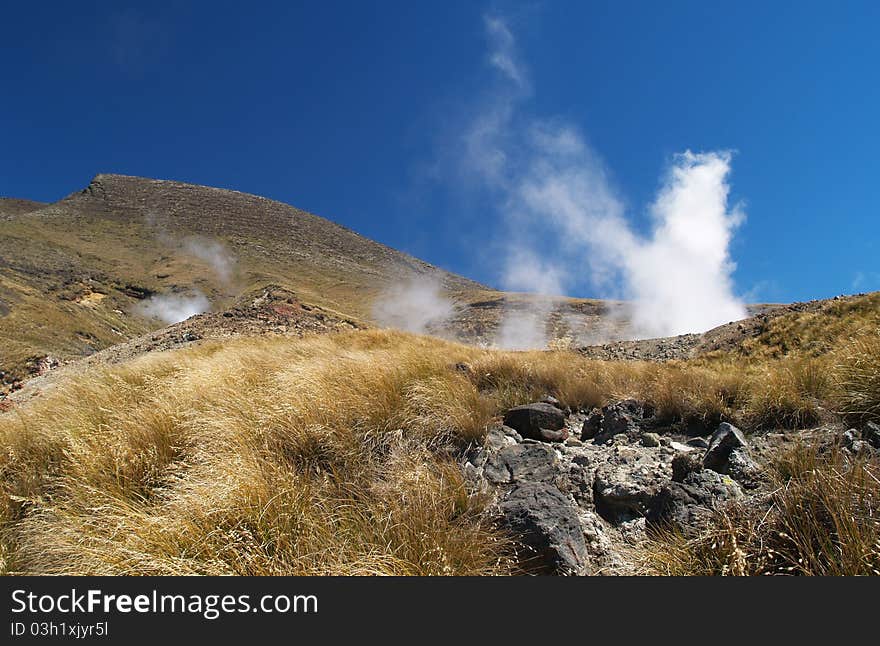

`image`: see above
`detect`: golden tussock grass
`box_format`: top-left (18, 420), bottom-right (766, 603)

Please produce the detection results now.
top-left (0, 325), bottom-right (872, 575)
top-left (738, 292), bottom-right (880, 359)
top-left (833, 332), bottom-right (880, 426)
top-left (1, 331), bottom-right (513, 575)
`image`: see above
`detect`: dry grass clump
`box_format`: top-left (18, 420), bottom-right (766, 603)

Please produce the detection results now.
top-left (638, 362), bottom-right (744, 426)
top-left (642, 443), bottom-right (880, 575)
top-left (0, 331), bottom-right (514, 575)
top-left (467, 350), bottom-right (828, 432)
top-left (834, 332), bottom-right (880, 426)
top-left (466, 352), bottom-right (638, 412)
top-left (739, 357), bottom-right (830, 430)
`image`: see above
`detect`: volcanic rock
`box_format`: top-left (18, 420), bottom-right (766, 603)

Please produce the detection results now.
top-left (503, 403), bottom-right (566, 441)
top-left (500, 482), bottom-right (590, 575)
top-left (703, 423), bottom-right (748, 472)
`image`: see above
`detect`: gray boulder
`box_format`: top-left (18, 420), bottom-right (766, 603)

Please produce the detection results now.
top-left (683, 417), bottom-right (713, 437)
top-left (640, 432), bottom-right (661, 447)
top-left (584, 400), bottom-right (647, 445)
top-left (686, 437), bottom-right (710, 449)
top-left (671, 452), bottom-right (703, 483)
top-left (503, 403), bottom-right (566, 442)
top-left (484, 443), bottom-right (559, 485)
top-left (581, 410), bottom-right (603, 440)
top-left (703, 423), bottom-right (748, 472)
top-left (538, 427), bottom-right (570, 443)
top-left (500, 482), bottom-right (589, 575)
top-left (562, 453), bottom-right (595, 507)
top-left (593, 448), bottom-right (669, 522)
top-left (850, 439), bottom-right (875, 457)
top-left (483, 426), bottom-right (518, 452)
top-left (650, 470), bottom-right (742, 533)
top-left (842, 428), bottom-right (861, 449)
top-left (726, 448), bottom-right (761, 488)
top-left (862, 422), bottom-right (880, 449)
top-left (598, 399), bottom-right (643, 442)
top-left (500, 425), bottom-right (524, 443)
top-left (540, 395), bottom-right (565, 411)
top-left (841, 428), bottom-right (876, 456)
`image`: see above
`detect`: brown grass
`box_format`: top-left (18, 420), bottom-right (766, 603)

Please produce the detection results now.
top-left (0, 327), bottom-right (867, 575)
top-left (738, 292), bottom-right (880, 359)
top-left (834, 332), bottom-right (880, 426)
top-left (0, 331), bottom-right (514, 575)
top-left (641, 443), bottom-right (880, 575)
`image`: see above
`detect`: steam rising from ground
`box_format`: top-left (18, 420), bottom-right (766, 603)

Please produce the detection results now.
top-left (136, 291), bottom-right (211, 324)
top-left (182, 236), bottom-right (235, 284)
top-left (494, 251), bottom-right (565, 349)
top-left (458, 16), bottom-right (747, 347)
top-left (138, 215), bottom-right (238, 323)
top-left (495, 298), bottom-right (556, 350)
top-left (372, 275), bottom-right (456, 334)
top-left (625, 153), bottom-right (746, 335)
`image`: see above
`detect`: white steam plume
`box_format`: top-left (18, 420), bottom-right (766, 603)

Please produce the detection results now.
top-left (136, 291), bottom-right (210, 324)
top-left (372, 275), bottom-right (456, 335)
top-left (494, 250), bottom-right (564, 349)
top-left (182, 236), bottom-right (236, 285)
top-left (138, 214), bottom-right (237, 324)
top-left (485, 15), bottom-right (529, 91)
top-left (626, 152), bottom-right (746, 335)
top-left (144, 210), bottom-right (237, 285)
top-left (454, 16), bottom-right (746, 346)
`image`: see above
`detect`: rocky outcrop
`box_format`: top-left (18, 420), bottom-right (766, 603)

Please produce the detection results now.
top-left (581, 399), bottom-right (651, 444)
top-left (703, 423), bottom-right (747, 471)
top-left (592, 446), bottom-right (671, 522)
top-left (864, 422), bottom-right (880, 449)
top-left (465, 401), bottom-right (763, 574)
top-left (672, 451), bottom-right (703, 483)
top-left (842, 424), bottom-right (880, 457)
top-left (484, 442), bottom-right (560, 485)
top-left (650, 470), bottom-right (742, 531)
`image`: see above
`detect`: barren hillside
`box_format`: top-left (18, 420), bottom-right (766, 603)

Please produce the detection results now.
top-left (1, 174), bottom-right (632, 387)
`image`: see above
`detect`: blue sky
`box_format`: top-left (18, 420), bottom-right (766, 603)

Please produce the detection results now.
top-left (2, 1), bottom-right (878, 303)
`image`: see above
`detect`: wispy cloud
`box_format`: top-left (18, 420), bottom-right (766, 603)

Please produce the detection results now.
top-left (852, 271), bottom-right (879, 293)
top-left (484, 15), bottom-right (530, 91)
top-left (438, 14), bottom-right (747, 345)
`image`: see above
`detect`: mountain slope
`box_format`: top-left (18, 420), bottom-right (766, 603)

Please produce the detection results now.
top-left (0, 174), bottom-right (486, 383)
top-left (1, 174), bottom-right (630, 386)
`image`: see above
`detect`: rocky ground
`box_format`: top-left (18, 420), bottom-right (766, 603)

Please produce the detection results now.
top-left (463, 398), bottom-right (871, 575)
